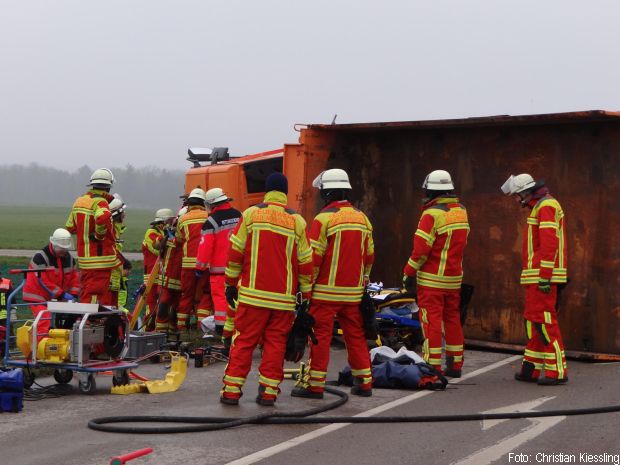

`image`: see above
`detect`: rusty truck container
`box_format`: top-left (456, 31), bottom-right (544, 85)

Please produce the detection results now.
top-left (286, 110), bottom-right (620, 357)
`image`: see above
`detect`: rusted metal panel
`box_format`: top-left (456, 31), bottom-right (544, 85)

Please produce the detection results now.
top-left (296, 111), bottom-right (620, 355)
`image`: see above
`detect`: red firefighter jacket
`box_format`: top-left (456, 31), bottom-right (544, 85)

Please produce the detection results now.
top-left (403, 196), bottom-right (470, 291)
top-left (196, 202), bottom-right (242, 274)
top-left (225, 191), bottom-right (313, 311)
top-left (176, 206), bottom-right (209, 269)
top-left (521, 193), bottom-right (567, 285)
top-left (23, 245), bottom-right (80, 302)
top-left (309, 200), bottom-right (374, 304)
top-left (65, 189), bottom-right (120, 270)
top-left (142, 226), bottom-right (164, 276)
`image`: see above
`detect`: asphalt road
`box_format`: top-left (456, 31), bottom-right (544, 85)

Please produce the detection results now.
top-left (2, 348), bottom-right (619, 465)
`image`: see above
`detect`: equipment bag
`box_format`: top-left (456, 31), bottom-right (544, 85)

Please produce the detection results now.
top-left (0, 368), bottom-right (24, 413)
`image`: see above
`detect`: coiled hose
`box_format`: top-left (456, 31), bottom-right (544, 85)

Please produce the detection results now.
top-left (88, 386), bottom-right (620, 434)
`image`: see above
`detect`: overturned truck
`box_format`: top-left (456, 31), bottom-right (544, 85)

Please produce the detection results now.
top-left (185, 110), bottom-right (620, 358)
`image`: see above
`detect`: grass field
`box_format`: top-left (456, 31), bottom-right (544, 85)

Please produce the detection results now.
top-left (0, 204), bottom-right (154, 252)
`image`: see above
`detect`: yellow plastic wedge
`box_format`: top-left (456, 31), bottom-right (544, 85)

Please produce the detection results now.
top-left (144, 353), bottom-right (188, 394)
top-left (111, 383), bottom-right (148, 395)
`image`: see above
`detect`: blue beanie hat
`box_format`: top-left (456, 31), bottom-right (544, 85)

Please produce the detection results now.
top-left (265, 172), bottom-right (288, 194)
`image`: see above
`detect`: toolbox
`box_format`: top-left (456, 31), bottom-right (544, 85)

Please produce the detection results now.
top-left (126, 331), bottom-right (167, 359)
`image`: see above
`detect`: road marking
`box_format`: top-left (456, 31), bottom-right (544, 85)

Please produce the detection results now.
top-left (482, 396), bottom-right (555, 430)
top-left (453, 397), bottom-right (566, 465)
top-left (225, 354), bottom-right (521, 465)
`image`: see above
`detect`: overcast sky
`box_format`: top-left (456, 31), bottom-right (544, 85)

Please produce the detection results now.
top-left (1, 1), bottom-right (619, 171)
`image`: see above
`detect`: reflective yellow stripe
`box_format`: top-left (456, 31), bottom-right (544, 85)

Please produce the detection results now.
top-left (445, 344), bottom-right (463, 352)
top-left (258, 374), bottom-right (280, 387)
top-left (328, 231), bottom-right (342, 287)
top-left (527, 223), bottom-right (534, 269)
top-left (285, 235), bottom-right (294, 295)
top-left (544, 311), bottom-right (552, 325)
top-left (250, 230), bottom-right (260, 288)
top-left (539, 221), bottom-right (558, 229)
top-left (415, 228), bottom-right (434, 244)
top-left (437, 230), bottom-right (452, 276)
top-left (238, 294), bottom-right (295, 311)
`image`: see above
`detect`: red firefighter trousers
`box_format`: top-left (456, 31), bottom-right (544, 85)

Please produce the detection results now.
top-left (178, 270), bottom-right (212, 330)
top-left (210, 274), bottom-right (227, 327)
top-left (156, 288), bottom-right (180, 332)
top-left (221, 304), bottom-right (294, 401)
top-left (307, 301), bottom-right (372, 393)
top-left (79, 269), bottom-right (114, 306)
top-left (417, 287), bottom-right (463, 371)
top-left (521, 284), bottom-right (567, 380)
top-left (28, 304), bottom-right (51, 340)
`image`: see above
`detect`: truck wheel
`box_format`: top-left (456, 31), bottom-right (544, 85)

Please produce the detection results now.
top-left (78, 374), bottom-right (96, 394)
top-left (53, 369), bottom-right (74, 384)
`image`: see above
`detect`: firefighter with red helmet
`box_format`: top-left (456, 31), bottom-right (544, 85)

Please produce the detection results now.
top-left (220, 173), bottom-right (313, 406)
top-left (402, 170), bottom-right (470, 377)
top-left (155, 206), bottom-right (186, 333)
top-left (195, 188), bottom-right (241, 338)
top-left (176, 188), bottom-right (212, 331)
top-left (501, 173), bottom-right (568, 385)
top-left (291, 168), bottom-right (375, 399)
top-left (142, 208), bottom-right (175, 330)
top-left (65, 168), bottom-right (120, 305)
top-left (22, 229), bottom-right (80, 336)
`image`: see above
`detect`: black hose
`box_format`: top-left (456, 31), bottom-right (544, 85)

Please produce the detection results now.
top-left (88, 386), bottom-right (620, 434)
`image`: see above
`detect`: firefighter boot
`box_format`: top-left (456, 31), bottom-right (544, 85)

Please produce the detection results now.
top-left (350, 377), bottom-right (372, 397)
top-left (291, 385), bottom-right (324, 399)
top-left (256, 385), bottom-right (276, 406)
top-left (444, 356), bottom-right (462, 378)
top-left (537, 376), bottom-right (568, 386)
top-left (514, 361), bottom-right (538, 383)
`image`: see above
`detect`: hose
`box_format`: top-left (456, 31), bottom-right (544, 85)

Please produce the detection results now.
top-left (88, 386), bottom-right (620, 434)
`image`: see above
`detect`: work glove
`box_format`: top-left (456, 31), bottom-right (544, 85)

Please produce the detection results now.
top-left (285, 299), bottom-right (317, 363)
top-left (222, 336), bottom-right (232, 356)
top-left (225, 285), bottom-right (238, 309)
top-left (62, 292), bottom-right (75, 302)
top-left (195, 269), bottom-right (204, 279)
top-left (538, 279), bottom-right (551, 294)
top-left (165, 227), bottom-right (175, 241)
top-left (359, 290), bottom-right (378, 340)
top-left (215, 324), bottom-right (224, 336)
top-left (402, 274), bottom-right (416, 293)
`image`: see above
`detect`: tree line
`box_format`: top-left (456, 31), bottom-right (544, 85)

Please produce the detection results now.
top-left (0, 163), bottom-right (186, 209)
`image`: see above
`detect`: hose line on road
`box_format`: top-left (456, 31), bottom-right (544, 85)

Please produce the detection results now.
top-left (88, 386), bottom-right (620, 434)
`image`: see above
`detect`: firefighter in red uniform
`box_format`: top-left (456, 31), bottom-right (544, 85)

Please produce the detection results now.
top-left (176, 189), bottom-right (212, 331)
top-left (195, 188), bottom-right (241, 338)
top-left (402, 170), bottom-right (470, 377)
top-left (501, 173), bottom-right (568, 385)
top-left (221, 173), bottom-right (313, 406)
top-left (22, 229), bottom-right (80, 336)
top-left (291, 168), bottom-right (375, 399)
top-left (155, 207), bottom-right (186, 333)
top-left (66, 168), bottom-right (120, 305)
top-left (142, 208), bottom-right (175, 330)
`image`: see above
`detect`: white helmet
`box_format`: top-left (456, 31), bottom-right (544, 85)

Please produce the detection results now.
top-left (501, 173), bottom-right (536, 195)
top-left (89, 168), bottom-right (114, 186)
top-left (188, 188), bottom-right (206, 202)
top-left (205, 187), bottom-right (230, 205)
top-left (50, 228), bottom-right (73, 250)
top-left (109, 194), bottom-right (126, 215)
top-left (422, 170), bottom-right (454, 191)
top-left (154, 208), bottom-right (175, 222)
top-left (312, 168), bottom-right (352, 190)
